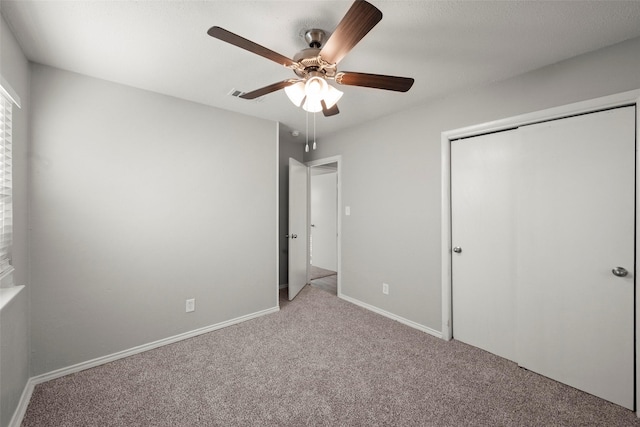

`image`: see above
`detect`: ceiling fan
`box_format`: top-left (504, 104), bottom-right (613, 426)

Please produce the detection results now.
top-left (207, 0), bottom-right (414, 117)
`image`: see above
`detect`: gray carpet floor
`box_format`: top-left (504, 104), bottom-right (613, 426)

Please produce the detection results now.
top-left (23, 285), bottom-right (640, 426)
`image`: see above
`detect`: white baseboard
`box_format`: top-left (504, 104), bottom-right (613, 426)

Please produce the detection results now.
top-left (8, 305), bottom-right (279, 427)
top-left (8, 377), bottom-right (34, 427)
top-left (339, 293), bottom-right (442, 339)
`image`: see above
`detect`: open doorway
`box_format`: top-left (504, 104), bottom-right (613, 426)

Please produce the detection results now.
top-left (308, 157), bottom-right (341, 296)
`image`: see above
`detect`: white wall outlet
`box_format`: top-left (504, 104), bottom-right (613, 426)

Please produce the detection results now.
top-left (185, 298), bottom-right (195, 313)
top-left (345, 206), bottom-right (351, 216)
top-left (382, 283), bottom-right (389, 295)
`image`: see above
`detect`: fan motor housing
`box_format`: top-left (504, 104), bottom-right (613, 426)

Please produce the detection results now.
top-left (292, 29), bottom-right (336, 78)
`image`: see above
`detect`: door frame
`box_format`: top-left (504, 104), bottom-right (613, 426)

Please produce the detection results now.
top-left (440, 88), bottom-right (640, 412)
top-left (307, 155), bottom-right (342, 297)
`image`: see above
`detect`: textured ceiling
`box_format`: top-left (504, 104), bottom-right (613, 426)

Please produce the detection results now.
top-left (3, 0), bottom-right (640, 142)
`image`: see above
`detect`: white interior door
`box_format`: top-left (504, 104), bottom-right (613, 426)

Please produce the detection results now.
top-left (516, 107), bottom-right (635, 410)
top-left (288, 158), bottom-right (308, 301)
top-left (451, 129), bottom-right (520, 362)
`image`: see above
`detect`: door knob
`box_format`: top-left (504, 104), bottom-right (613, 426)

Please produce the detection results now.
top-left (453, 247), bottom-right (462, 254)
top-left (612, 266), bottom-right (628, 277)
top-left (291, 234), bottom-right (297, 239)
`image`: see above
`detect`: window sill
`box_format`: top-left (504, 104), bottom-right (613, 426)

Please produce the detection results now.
top-left (0, 284), bottom-right (24, 312)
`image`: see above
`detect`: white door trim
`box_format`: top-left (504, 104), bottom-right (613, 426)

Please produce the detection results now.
top-left (441, 89), bottom-right (640, 410)
top-left (307, 155), bottom-right (342, 297)
top-left (275, 124), bottom-right (280, 304)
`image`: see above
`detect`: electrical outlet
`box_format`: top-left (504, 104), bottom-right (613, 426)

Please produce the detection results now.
top-left (382, 283), bottom-right (389, 295)
top-left (185, 298), bottom-right (195, 313)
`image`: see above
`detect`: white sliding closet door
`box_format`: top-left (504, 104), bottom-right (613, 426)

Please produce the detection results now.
top-left (516, 107), bottom-right (635, 410)
top-left (451, 106), bottom-right (635, 410)
top-left (451, 130), bottom-right (521, 363)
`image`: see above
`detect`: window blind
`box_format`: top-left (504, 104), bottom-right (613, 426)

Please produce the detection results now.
top-left (0, 94), bottom-right (13, 275)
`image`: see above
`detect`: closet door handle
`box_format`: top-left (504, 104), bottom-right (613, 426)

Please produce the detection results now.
top-left (612, 267), bottom-right (628, 277)
top-left (453, 247), bottom-right (462, 254)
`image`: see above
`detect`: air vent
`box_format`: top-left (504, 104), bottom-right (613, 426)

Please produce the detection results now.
top-left (227, 88), bottom-right (245, 98)
top-left (228, 88), bottom-right (265, 103)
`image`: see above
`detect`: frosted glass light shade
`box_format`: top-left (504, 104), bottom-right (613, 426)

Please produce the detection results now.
top-left (302, 98), bottom-right (323, 113)
top-left (287, 76), bottom-right (343, 112)
top-left (323, 85), bottom-right (343, 109)
top-left (304, 76), bottom-right (328, 104)
top-left (284, 82), bottom-right (306, 107)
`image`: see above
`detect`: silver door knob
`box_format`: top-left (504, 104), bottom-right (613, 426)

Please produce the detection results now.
top-left (453, 247), bottom-right (462, 254)
top-left (612, 267), bottom-right (628, 277)
top-left (291, 234), bottom-right (297, 239)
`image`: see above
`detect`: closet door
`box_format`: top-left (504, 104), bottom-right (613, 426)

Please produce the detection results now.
top-left (516, 107), bottom-right (635, 410)
top-left (451, 129), bottom-right (521, 362)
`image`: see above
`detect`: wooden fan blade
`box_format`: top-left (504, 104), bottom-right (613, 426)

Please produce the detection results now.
top-left (319, 0), bottom-right (382, 65)
top-left (239, 80), bottom-right (298, 100)
top-left (335, 72), bottom-right (414, 92)
top-left (321, 100), bottom-right (340, 117)
top-left (207, 26), bottom-right (296, 68)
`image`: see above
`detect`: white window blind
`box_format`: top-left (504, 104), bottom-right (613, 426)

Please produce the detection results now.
top-left (0, 93), bottom-right (13, 275)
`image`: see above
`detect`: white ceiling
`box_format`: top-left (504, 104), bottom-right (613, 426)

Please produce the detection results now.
top-left (3, 0), bottom-right (640, 142)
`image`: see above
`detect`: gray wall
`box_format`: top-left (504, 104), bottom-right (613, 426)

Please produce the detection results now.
top-left (29, 64), bottom-right (278, 375)
top-left (306, 36), bottom-right (640, 332)
top-left (0, 13), bottom-right (31, 427)
top-left (278, 133), bottom-right (304, 286)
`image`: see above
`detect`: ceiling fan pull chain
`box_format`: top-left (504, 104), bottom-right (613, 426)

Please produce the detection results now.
top-left (305, 111), bottom-right (310, 153)
top-left (313, 112), bottom-right (317, 150)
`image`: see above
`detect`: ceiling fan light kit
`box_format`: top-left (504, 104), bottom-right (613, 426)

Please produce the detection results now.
top-left (288, 73), bottom-right (344, 113)
top-left (207, 0), bottom-right (414, 117)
